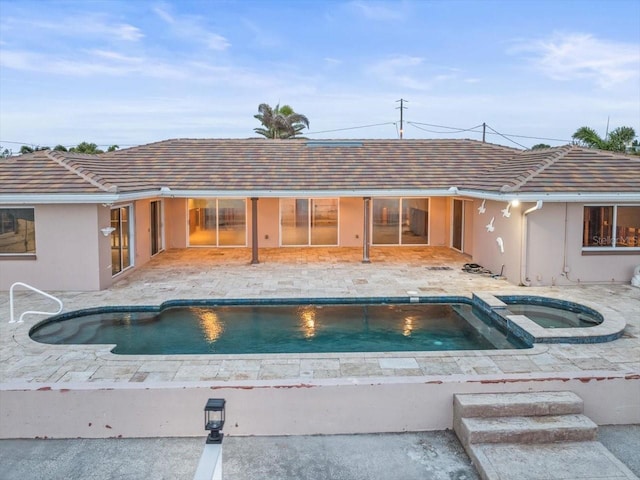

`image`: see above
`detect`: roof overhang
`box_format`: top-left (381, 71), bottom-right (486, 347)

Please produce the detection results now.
top-left (1, 188), bottom-right (639, 205)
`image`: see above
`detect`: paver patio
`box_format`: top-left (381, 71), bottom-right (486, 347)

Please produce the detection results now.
top-left (1, 247), bottom-right (639, 385)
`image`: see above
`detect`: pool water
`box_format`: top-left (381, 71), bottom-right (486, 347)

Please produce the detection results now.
top-left (499, 302), bottom-right (602, 329)
top-left (30, 303), bottom-right (525, 355)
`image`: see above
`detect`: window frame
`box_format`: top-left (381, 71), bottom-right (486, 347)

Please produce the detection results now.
top-left (0, 206), bottom-right (37, 257)
top-left (582, 204), bottom-right (640, 252)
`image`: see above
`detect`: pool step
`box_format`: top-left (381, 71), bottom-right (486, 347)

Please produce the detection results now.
top-left (453, 392), bottom-right (638, 480)
top-left (451, 305), bottom-right (515, 349)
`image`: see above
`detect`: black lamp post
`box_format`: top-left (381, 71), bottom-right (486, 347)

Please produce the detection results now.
top-left (204, 398), bottom-right (226, 444)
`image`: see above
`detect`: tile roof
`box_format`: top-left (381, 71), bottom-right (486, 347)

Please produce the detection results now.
top-left (1, 139), bottom-right (638, 199)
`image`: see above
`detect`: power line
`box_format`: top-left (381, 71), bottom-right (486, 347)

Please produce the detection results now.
top-left (304, 122), bottom-right (397, 135)
top-left (407, 121), bottom-right (484, 134)
top-left (408, 122), bottom-right (484, 135)
top-left (484, 124), bottom-right (529, 149)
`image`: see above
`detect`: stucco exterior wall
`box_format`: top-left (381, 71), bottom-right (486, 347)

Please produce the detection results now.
top-left (255, 198), bottom-right (279, 247)
top-left (471, 199), bottom-right (524, 284)
top-left (0, 204), bottom-right (102, 291)
top-left (463, 200), bottom-right (475, 256)
top-left (339, 197), bottom-right (364, 247)
top-left (164, 198), bottom-right (188, 249)
top-left (526, 203), bottom-right (640, 286)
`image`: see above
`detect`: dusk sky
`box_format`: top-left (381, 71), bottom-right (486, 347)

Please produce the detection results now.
top-left (1, 0), bottom-right (639, 150)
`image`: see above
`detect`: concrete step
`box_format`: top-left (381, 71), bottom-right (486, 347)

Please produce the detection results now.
top-left (454, 391), bottom-right (583, 419)
top-left (468, 441), bottom-right (639, 480)
top-left (456, 414), bottom-right (597, 446)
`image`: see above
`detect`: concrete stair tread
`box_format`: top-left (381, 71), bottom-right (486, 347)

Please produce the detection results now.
top-left (469, 441), bottom-right (639, 480)
top-left (454, 391), bottom-right (583, 418)
top-left (460, 414), bottom-right (597, 444)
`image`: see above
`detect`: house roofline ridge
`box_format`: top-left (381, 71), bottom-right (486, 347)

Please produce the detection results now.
top-left (46, 151), bottom-right (119, 193)
top-left (499, 145), bottom-right (574, 193)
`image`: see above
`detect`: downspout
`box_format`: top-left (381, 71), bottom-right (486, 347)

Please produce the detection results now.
top-left (520, 201), bottom-right (543, 286)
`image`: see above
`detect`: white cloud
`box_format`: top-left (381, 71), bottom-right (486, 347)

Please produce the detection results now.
top-left (153, 3), bottom-right (230, 51)
top-left (367, 55), bottom-right (463, 91)
top-left (5, 15), bottom-right (143, 42)
top-left (511, 32), bottom-right (640, 88)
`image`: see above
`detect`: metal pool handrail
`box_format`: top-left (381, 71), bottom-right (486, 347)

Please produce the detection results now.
top-left (9, 282), bottom-right (63, 324)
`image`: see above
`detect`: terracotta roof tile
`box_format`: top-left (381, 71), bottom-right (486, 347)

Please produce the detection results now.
top-left (1, 139), bottom-right (638, 198)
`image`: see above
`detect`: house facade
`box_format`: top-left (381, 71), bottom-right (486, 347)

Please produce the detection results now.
top-left (1, 139), bottom-right (638, 291)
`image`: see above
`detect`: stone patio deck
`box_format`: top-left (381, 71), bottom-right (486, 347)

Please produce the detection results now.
top-left (2, 247), bottom-right (639, 385)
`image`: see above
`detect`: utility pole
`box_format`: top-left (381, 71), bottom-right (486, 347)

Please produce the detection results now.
top-left (396, 99), bottom-right (408, 139)
top-left (482, 122), bottom-right (486, 143)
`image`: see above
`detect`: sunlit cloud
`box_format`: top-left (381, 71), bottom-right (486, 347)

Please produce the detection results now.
top-left (511, 32), bottom-right (640, 88)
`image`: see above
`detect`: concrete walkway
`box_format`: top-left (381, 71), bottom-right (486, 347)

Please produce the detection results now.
top-left (1, 426), bottom-right (638, 480)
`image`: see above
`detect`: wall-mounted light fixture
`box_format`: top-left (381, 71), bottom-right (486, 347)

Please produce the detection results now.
top-left (101, 203), bottom-right (114, 208)
top-left (511, 199), bottom-right (520, 207)
top-left (204, 398), bottom-right (226, 444)
top-left (100, 227), bottom-right (116, 236)
top-left (477, 199), bottom-right (486, 214)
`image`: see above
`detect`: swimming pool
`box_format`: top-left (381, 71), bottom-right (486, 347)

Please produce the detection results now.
top-left (30, 298), bottom-right (527, 355)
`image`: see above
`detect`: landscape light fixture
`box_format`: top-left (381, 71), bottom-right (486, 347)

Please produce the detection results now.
top-left (204, 398), bottom-right (226, 444)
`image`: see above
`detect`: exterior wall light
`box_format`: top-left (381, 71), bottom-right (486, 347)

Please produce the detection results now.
top-left (204, 398), bottom-right (226, 444)
top-left (511, 199), bottom-right (520, 207)
top-left (100, 227), bottom-right (116, 236)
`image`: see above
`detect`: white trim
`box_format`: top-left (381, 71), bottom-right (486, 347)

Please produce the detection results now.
top-left (2, 188), bottom-right (640, 205)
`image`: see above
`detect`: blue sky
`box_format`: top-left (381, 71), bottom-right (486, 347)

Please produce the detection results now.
top-left (1, 0), bottom-right (639, 150)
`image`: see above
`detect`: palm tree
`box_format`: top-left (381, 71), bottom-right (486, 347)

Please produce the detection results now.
top-left (254, 103), bottom-right (309, 139)
top-left (572, 126), bottom-right (636, 153)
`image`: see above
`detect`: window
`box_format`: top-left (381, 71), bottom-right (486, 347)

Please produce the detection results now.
top-left (281, 198), bottom-right (338, 246)
top-left (372, 198), bottom-right (429, 245)
top-left (111, 206), bottom-right (132, 275)
top-left (188, 198), bottom-right (246, 246)
top-left (583, 205), bottom-right (640, 249)
top-left (0, 208), bottom-right (36, 255)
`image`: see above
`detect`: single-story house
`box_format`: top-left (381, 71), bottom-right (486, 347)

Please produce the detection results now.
top-left (1, 138), bottom-right (638, 291)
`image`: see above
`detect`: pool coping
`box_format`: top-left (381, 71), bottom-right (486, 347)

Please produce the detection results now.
top-left (24, 292), bottom-right (627, 362)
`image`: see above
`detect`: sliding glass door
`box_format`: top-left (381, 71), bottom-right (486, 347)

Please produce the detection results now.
top-left (188, 198), bottom-right (246, 246)
top-left (372, 198), bottom-right (429, 245)
top-left (150, 200), bottom-right (163, 256)
top-left (111, 205), bottom-right (132, 275)
top-left (281, 198), bottom-right (339, 246)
